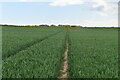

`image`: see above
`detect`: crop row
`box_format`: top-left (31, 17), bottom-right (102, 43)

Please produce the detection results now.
top-left (2, 27), bottom-right (118, 78)
top-left (68, 28), bottom-right (118, 78)
top-left (2, 27), bottom-right (63, 59)
top-left (3, 29), bottom-right (66, 78)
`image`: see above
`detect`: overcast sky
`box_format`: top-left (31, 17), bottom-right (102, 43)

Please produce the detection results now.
top-left (0, 0), bottom-right (119, 27)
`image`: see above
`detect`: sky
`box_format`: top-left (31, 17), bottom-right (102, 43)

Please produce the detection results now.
top-left (0, 0), bottom-right (119, 27)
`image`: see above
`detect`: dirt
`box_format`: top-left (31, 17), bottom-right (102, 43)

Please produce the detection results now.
top-left (58, 40), bottom-right (69, 79)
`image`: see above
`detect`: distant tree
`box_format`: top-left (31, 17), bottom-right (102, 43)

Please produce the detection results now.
top-left (51, 25), bottom-right (56, 27)
top-left (71, 25), bottom-right (76, 27)
top-left (39, 24), bottom-right (49, 27)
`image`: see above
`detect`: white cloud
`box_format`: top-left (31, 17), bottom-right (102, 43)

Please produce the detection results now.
top-left (49, 0), bottom-right (117, 16)
top-left (0, 0), bottom-right (48, 2)
top-left (20, 0), bottom-right (28, 2)
top-left (1, 0), bottom-right (118, 27)
top-left (91, 0), bottom-right (107, 8)
top-left (49, 0), bottom-right (84, 6)
top-left (19, 0), bottom-right (51, 2)
top-left (89, 0), bottom-right (118, 16)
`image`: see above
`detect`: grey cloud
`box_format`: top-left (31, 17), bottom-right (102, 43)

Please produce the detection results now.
top-left (90, 5), bottom-right (105, 11)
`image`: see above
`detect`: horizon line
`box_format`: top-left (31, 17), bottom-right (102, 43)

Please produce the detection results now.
top-left (0, 23), bottom-right (118, 27)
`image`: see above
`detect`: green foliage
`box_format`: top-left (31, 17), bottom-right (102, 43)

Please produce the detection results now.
top-left (39, 24), bottom-right (50, 27)
top-left (68, 28), bottom-right (118, 78)
top-left (2, 26), bottom-right (118, 78)
top-left (3, 27), bottom-right (66, 78)
top-left (2, 27), bottom-right (63, 59)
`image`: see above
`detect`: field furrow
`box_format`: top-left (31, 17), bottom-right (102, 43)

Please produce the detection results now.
top-left (3, 27), bottom-right (63, 60)
top-left (3, 29), bottom-right (66, 78)
top-left (58, 29), bottom-right (69, 79)
top-left (2, 27), bottom-right (118, 78)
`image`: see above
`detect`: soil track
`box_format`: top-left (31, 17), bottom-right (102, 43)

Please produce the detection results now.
top-left (58, 31), bottom-right (69, 79)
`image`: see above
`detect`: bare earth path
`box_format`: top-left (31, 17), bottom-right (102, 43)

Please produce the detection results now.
top-left (58, 40), bottom-right (69, 79)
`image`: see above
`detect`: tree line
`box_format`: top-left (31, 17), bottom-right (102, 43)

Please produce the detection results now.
top-left (0, 24), bottom-right (83, 27)
top-left (0, 24), bottom-right (119, 29)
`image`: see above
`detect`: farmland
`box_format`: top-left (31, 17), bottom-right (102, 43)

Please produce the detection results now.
top-left (2, 26), bottom-right (118, 78)
top-left (68, 28), bottom-right (118, 78)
